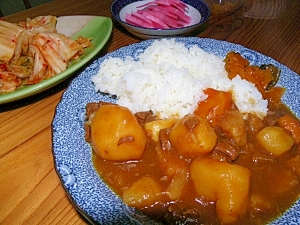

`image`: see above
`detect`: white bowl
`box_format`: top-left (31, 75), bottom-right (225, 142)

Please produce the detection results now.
top-left (111, 0), bottom-right (210, 39)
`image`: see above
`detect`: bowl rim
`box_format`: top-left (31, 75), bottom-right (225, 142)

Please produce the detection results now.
top-left (111, 0), bottom-right (210, 31)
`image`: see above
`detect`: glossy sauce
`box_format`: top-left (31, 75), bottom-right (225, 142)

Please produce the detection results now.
top-left (91, 52), bottom-right (300, 224)
top-left (92, 101), bottom-right (300, 225)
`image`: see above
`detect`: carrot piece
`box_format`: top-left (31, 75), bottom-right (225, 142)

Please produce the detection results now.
top-left (278, 115), bottom-right (300, 144)
top-left (194, 88), bottom-right (232, 127)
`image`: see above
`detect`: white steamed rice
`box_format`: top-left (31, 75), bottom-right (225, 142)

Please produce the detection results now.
top-left (92, 39), bottom-right (268, 119)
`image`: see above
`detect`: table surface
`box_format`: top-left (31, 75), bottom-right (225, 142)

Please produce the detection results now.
top-left (0, 0), bottom-right (299, 224)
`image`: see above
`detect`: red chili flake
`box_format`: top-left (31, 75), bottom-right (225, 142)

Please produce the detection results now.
top-left (0, 64), bottom-right (8, 71)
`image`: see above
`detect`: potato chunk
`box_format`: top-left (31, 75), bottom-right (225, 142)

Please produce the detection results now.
top-left (256, 126), bottom-right (294, 156)
top-left (91, 104), bottom-right (147, 161)
top-left (190, 158), bottom-right (250, 224)
top-left (122, 176), bottom-right (162, 208)
top-left (144, 118), bottom-right (178, 142)
top-left (169, 114), bottom-right (217, 158)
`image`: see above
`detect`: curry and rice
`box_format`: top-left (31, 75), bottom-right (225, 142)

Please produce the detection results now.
top-left (84, 39), bottom-right (300, 224)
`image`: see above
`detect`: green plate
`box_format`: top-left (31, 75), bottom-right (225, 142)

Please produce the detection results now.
top-left (0, 16), bottom-right (112, 104)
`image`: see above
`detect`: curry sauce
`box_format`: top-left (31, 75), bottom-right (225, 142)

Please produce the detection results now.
top-left (87, 52), bottom-right (300, 224)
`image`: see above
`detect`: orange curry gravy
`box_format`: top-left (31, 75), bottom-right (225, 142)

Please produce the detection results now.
top-left (86, 52), bottom-right (300, 225)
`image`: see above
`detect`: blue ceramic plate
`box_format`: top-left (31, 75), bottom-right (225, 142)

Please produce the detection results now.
top-left (52, 37), bottom-right (300, 225)
top-left (111, 0), bottom-right (210, 39)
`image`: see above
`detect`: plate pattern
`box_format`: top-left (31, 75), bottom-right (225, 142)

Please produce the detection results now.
top-left (52, 37), bottom-right (300, 225)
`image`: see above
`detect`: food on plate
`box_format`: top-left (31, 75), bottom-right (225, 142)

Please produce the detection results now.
top-left (123, 176), bottom-right (163, 207)
top-left (190, 158), bottom-right (250, 224)
top-left (0, 16), bottom-right (92, 93)
top-left (169, 114), bottom-right (217, 158)
top-left (256, 126), bottom-right (294, 156)
top-left (144, 118), bottom-right (178, 142)
top-left (87, 103), bottom-right (147, 161)
top-left (224, 51), bottom-right (281, 94)
top-left (125, 0), bottom-right (192, 29)
top-left (92, 39), bottom-right (268, 119)
top-left (278, 114), bottom-right (300, 144)
top-left (85, 39), bottom-right (300, 224)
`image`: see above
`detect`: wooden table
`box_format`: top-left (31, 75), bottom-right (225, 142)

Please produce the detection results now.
top-left (0, 0), bottom-right (299, 224)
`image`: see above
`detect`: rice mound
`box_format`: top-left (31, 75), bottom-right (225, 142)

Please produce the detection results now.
top-left (92, 39), bottom-right (268, 119)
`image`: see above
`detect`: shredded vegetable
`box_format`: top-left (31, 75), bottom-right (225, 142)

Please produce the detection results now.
top-left (0, 16), bottom-right (92, 93)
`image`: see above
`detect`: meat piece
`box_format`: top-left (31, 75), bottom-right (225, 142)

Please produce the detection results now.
top-left (245, 113), bottom-right (264, 136)
top-left (134, 111), bottom-right (156, 126)
top-left (85, 102), bottom-right (101, 119)
top-left (84, 122), bottom-right (92, 142)
top-left (118, 136), bottom-right (135, 145)
top-left (252, 151), bottom-right (275, 164)
top-left (263, 114), bottom-right (278, 126)
top-left (211, 138), bottom-right (240, 162)
top-left (84, 101), bottom-right (116, 142)
top-left (184, 116), bottom-right (199, 131)
top-left (218, 109), bottom-right (247, 147)
top-left (159, 128), bottom-right (172, 151)
top-left (85, 101), bottom-right (114, 119)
